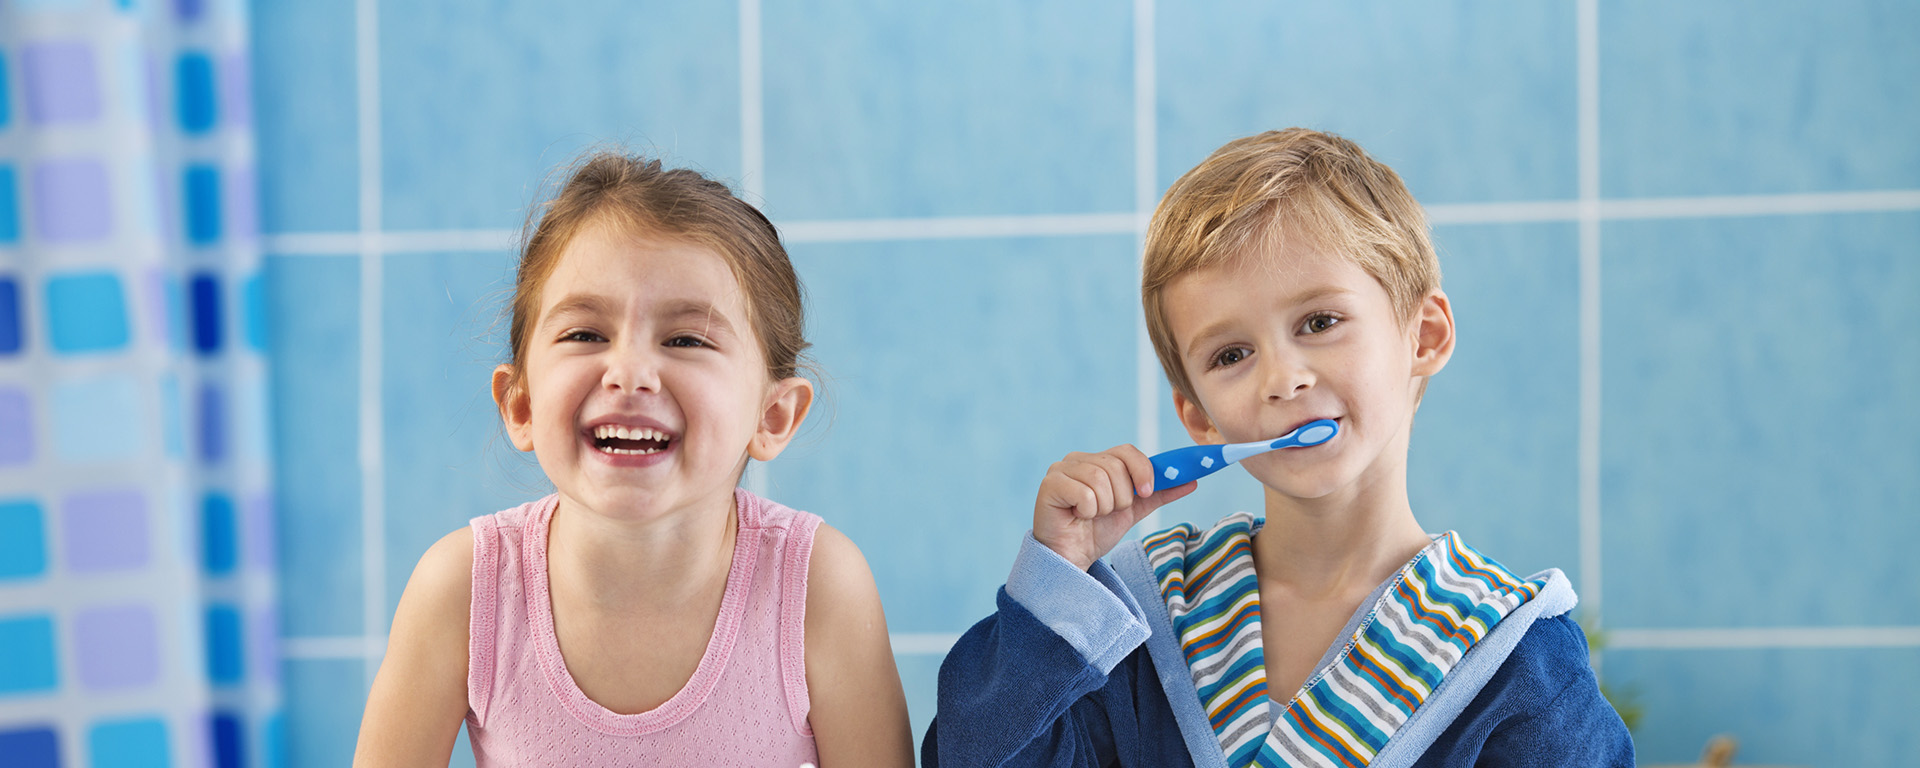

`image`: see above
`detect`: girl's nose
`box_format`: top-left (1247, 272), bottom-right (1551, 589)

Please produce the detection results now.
top-left (601, 344), bottom-right (661, 393)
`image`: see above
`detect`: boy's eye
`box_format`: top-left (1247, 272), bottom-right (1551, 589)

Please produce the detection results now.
top-left (1300, 314), bottom-right (1339, 334)
top-left (1212, 347), bottom-right (1249, 369)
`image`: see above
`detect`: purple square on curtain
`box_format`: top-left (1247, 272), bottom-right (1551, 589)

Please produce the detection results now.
top-left (145, 267), bottom-right (173, 350)
top-left (173, 0), bottom-right (206, 23)
top-left (0, 387), bottom-right (32, 466)
top-left (73, 603), bottom-right (161, 691)
top-left (220, 53), bottom-right (252, 128)
top-left (24, 40), bottom-right (102, 124)
top-left (249, 605), bottom-right (279, 685)
top-left (62, 488), bottom-right (150, 572)
top-left (199, 382), bottom-right (226, 465)
top-left (33, 158), bottom-right (113, 243)
top-left (223, 166), bottom-right (256, 244)
top-left (245, 492), bottom-right (274, 570)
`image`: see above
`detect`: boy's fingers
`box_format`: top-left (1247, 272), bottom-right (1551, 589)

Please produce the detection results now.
top-left (1067, 463), bottom-right (1116, 517)
top-left (1113, 445), bottom-right (1157, 497)
top-left (1093, 454), bottom-right (1135, 511)
top-left (1137, 479), bottom-right (1197, 517)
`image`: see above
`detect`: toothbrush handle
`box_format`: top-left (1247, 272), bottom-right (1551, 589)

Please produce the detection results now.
top-left (1148, 444), bottom-right (1229, 493)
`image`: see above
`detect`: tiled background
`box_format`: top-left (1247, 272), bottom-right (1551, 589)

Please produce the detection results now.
top-left (248, 0), bottom-right (1920, 765)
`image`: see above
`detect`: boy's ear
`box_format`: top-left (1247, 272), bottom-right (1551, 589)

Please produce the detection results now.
top-left (748, 376), bottom-right (815, 461)
top-left (1172, 387), bottom-right (1224, 446)
top-left (492, 364), bottom-right (535, 452)
top-left (1410, 289), bottom-right (1456, 378)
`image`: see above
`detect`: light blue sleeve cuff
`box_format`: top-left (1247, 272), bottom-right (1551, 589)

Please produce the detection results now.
top-left (1003, 532), bottom-right (1152, 673)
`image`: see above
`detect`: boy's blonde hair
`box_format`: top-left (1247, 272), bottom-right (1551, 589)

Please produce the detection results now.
top-left (1142, 128), bottom-right (1440, 402)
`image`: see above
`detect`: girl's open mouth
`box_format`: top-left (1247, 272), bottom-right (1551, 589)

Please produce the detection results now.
top-left (591, 424), bottom-right (672, 456)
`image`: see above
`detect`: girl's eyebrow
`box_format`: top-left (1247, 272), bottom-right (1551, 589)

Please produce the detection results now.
top-left (541, 294), bottom-right (738, 338)
top-left (540, 293), bottom-right (617, 327)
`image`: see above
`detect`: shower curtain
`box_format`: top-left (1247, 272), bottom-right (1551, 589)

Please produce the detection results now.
top-left (0, 2), bottom-right (280, 766)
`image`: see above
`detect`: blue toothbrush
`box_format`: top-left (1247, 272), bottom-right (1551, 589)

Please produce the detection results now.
top-left (1146, 419), bottom-right (1338, 493)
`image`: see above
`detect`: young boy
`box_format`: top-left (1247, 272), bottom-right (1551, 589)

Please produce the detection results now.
top-left (924, 129), bottom-right (1633, 767)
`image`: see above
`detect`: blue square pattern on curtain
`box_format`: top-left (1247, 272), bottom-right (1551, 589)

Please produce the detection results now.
top-left (0, 4), bottom-right (282, 767)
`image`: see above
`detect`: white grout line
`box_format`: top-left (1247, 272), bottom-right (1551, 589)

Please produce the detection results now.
top-left (739, 0), bottom-right (764, 205)
top-left (739, 0), bottom-right (769, 500)
top-left (1601, 189), bottom-right (1920, 220)
top-left (1609, 627), bottom-right (1920, 650)
top-left (1576, 0), bottom-right (1603, 638)
top-left (1134, 0), bottom-right (1163, 533)
top-left (357, 0), bottom-right (388, 692)
top-left (780, 213), bottom-right (1143, 243)
top-left (259, 189), bottom-right (1920, 257)
top-left (265, 229), bottom-right (518, 255)
top-left (1425, 200), bottom-right (1582, 225)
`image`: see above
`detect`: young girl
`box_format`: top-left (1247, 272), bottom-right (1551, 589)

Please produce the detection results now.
top-left (354, 154), bottom-right (914, 766)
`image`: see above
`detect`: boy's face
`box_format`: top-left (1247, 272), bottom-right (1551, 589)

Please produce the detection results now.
top-left (1164, 237), bottom-right (1452, 504)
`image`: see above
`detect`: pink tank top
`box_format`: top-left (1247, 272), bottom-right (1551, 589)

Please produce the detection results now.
top-left (464, 489), bottom-right (821, 766)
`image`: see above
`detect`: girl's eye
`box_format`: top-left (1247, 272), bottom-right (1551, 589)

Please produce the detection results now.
top-left (561, 329), bottom-right (605, 343)
top-left (665, 335), bottom-right (707, 349)
top-left (1211, 346), bottom-right (1249, 369)
top-left (1300, 314), bottom-right (1340, 334)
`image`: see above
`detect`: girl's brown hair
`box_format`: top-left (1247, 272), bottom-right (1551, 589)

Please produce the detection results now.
top-left (503, 152), bottom-right (811, 392)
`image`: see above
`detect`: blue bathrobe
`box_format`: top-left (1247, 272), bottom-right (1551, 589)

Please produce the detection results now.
top-left (923, 534), bottom-right (1634, 767)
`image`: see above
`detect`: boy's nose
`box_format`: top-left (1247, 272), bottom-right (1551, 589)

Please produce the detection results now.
top-left (1261, 356), bottom-right (1314, 401)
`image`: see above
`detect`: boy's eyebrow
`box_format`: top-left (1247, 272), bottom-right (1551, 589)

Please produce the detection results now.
top-left (1180, 285), bottom-right (1354, 353)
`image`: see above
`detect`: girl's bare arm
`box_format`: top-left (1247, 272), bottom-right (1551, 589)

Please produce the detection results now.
top-left (353, 528), bottom-right (474, 767)
top-left (805, 524), bottom-right (915, 767)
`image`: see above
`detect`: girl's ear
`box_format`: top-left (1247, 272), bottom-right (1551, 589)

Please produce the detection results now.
top-left (748, 376), bottom-right (815, 461)
top-left (1410, 289), bottom-right (1456, 378)
top-left (1172, 387), bottom-right (1223, 446)
top-left (492, 364), bottom-right (536, 452)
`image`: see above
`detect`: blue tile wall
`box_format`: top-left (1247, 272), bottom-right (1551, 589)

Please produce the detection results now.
top-left (763, 0), bottom-right (1132, 220)
top-left (248, 0), bottom-right (358, 233)
top-left (249, 2), bottom-right (1920, 762)
top-left (1159, 0), bottom-right (1577, 205)
top-left (772, 236), bottom-right (1138, 632)
top-left (1601, 212), bottom-right (1920, 628)
top-left (281, 660), bottom-right (363, 768)
top-left (1409, 222), bottom-right (1582, 583)
top-left (379, 249), bottom-right (550, 609)
top-left (264, 256), bottom-right (363, 637)
top-left (1607, 647), bottom-right (1920, 764)
top-left (378, 0), bottom-right (741, 231)
top-left (1601, 0), bottom-right (1920, 198)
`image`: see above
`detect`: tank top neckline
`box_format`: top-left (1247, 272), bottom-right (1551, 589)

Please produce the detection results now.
top-left (522, 489), bottom-right (762, 736)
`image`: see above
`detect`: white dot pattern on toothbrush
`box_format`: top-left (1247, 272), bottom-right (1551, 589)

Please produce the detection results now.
top-left (1165, 467), bottom-right (1180, 480)
top-left (1200, 456), bottom-right (1214, 468)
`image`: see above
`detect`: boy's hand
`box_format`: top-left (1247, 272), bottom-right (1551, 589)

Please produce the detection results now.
top-left (1033, 445), bottom-right (1197, 571)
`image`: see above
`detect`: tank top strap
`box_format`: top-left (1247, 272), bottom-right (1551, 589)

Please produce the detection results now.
top-left (734, 487), bottom-right (824, 736)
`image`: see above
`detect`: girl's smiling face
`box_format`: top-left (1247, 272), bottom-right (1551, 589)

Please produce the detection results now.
top-left (494, 219), bottom-right (807, 522)
top-left (1164, 236), bottom-right (1452, 505)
